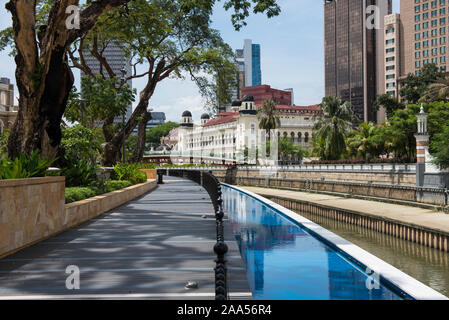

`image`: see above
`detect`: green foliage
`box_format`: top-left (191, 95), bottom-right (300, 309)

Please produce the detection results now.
top-left (61, 160), bottom-right (97, 187)
top-left (278, 138), bottom-right (307, 161)
top-left (313, 96), bottom-right (357, 160)
top-left (0, 129), bottom-right (9, 154)
top-left (65, 187), bottom-right (97, 204)
top-left (346, 122), bottom-right (387, 161)
top-left (399, 63), bottom-right (442, 104)
top-left (0, 150), bottom-right (55, 180)
top-left (384, 107), bottom-right (418, 162)
top-left (373, 94), bottom-right (404, 119)
top-left (420, 75), bottom-right (449, 102)
top-left (258, 99), bottom-right (281, 140)
top-left (134, 163), bottom-right (157, 169)
top-left (112, 163), bottom-right (147, 184)
top-left (146, 122), bottom-right (180, 147)
top-left (65, 180), bottom-right (133, 203)
top-left (61, 125), bottom-right (102, 165)
top-left (431, 125), bottom-right (449, 169)
top-left (64, 75), bottom-right (136, 127)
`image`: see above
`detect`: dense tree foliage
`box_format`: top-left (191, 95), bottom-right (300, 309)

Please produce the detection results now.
top-left (146, 121), bottom-right (180, 148)
top-left (313, 96), bottom-right (357, 160)
top-left (373, 93), bottom-right (404, 119)
top-left (399, 63), bottom-right (442, 104)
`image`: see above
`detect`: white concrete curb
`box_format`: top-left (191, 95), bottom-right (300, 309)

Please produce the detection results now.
top-left (221, 183), bottom-right (448, 300)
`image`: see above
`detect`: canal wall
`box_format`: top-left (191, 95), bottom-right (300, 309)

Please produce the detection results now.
top-left (209, 164), bottom-right (417, 185)
top-left (240, 187), bottom-right (449, 253)
top-left (219, 175), bottom-right (449, 208)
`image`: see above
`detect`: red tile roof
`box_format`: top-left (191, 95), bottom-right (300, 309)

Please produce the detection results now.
top-left (202, 113), bottom-right (238, 127)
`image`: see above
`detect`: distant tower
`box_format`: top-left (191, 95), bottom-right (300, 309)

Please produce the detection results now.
top-left (201, 113), bottom-right (210, 125)
top-left (239, 95), bottom-right (257, 115)
top-left (414, 105), bottom-right (430, 187)
top-left (180, 110), bottom-right (193, 127)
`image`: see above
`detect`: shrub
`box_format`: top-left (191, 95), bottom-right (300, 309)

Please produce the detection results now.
top-left (65, 180), bottom-right (133, 203)
top-left (61, 159), bottom-right (97, 187)
top-left (112, 163), bottom-right (147, 185)
top-left (135, 163), bottom-right (157, 169)
top-left (103, 180), bottom-right (132, 192)
top-left (65, 187), bottom-right (97, 204)
top-left (0, 150), bottom-right (55, 180)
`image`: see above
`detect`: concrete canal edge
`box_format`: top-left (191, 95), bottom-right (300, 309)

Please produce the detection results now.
top-left (221, 183), bottom-right (448, 300)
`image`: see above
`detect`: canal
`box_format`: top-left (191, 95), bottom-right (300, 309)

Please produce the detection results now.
top-left (296, 210), bottom-right (449, 297)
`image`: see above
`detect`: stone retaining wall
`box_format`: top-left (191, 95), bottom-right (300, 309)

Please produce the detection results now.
top-left (210, 168), bottom-right (416, 185)
top-left (0, 177), bottom-right (157, 258)
top-left (216, 175), bottom-right (448, 208)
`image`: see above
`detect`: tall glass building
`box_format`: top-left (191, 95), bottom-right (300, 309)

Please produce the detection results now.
top-left (232, 39), bottom-right (262, 101)
top-left (324, 0), bottom-right (392, 123)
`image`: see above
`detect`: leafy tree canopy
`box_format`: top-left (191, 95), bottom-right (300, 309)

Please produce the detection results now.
top-left (399, 63), bottom-right (442, 104)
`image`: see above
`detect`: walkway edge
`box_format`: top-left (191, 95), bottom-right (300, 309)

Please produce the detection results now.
top-left (0, 180), bottom-right (157, 260)
top-left (222, 183), bottom-right (448, 300)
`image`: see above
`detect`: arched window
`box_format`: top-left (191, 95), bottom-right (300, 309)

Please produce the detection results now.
top-left (283, 132), bottom-right (288, 139)
top-left (0, 120), bottom-right (4, 134)
top-left (290, 132), bottom-right (295, 142)
top-left (305, 132), bottom-right (309, 143)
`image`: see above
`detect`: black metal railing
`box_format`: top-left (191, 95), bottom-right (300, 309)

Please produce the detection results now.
top-left (157, 168), bottom-right (229, 300)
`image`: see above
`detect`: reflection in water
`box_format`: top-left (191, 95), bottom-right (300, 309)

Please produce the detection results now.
top-left (222, 186), bottom-right (405, 300)
top-left (297, 211), bottom-right (449, 297)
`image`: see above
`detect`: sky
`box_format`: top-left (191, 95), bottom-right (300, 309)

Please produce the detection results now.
top-left (0, 0), bottom-right (401, 123)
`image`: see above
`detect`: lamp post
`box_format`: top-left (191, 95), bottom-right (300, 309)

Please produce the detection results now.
top-left (414, 104), bottom-right (430, 187)
top-left (120, 67), bottom-right (127, 163)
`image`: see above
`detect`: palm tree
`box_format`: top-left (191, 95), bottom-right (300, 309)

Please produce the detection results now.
top-left (347, 122), bottom-right (382, 161)
top-left (257, 98), bottom-right (281, 141)
top-left (420, 75), bottom-right (449, 102)
top-left (314, 96), bottom-right (357, 160)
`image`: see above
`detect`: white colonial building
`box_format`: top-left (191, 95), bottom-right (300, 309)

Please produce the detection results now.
top-left (171, 95), bottom-right (320, 163)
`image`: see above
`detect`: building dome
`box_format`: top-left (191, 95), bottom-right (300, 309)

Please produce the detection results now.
top-left (182, 110), bottom-right (192, 117)
top-left (241, 95), bottom-right (254, 102)
top-left (231, 100), bottom-right (242, 107)
top-left (201, 113), bottom-right (210, 119)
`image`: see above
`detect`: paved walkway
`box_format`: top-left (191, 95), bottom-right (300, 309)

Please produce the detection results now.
top-left (0, 177), bottom-right (251, 300)
top-left (241, 186), bottom-right (449, 236)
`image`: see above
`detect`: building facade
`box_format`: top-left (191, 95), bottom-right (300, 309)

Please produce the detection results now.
top-left (241, 85), bottom-right (293, 105)
top-left (0, 78), bottom-right (18, 133)
top-left (384, 13), bottom-right (401, 99)
top-left (233, 39), bottom-right (262, 100)
top-left (175, 97), bottom-right (320, 163)
top-left (324, 0), bottom-right (392, 123)
top-left (81, 42), bottom-right (133, 124)
top-left (401, 0), bottom-right (449, 76)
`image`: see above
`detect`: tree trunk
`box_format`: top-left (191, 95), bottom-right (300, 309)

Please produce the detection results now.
top-left (6, 0), bottom-right (129, 160)
top-left (130, 110), bottom-right (152, 163)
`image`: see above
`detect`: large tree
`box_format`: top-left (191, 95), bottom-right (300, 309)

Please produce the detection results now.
top-left (313, 96), bottom-right (357, 160)
top-left (399, 63), bottom-right (442, 104)
top-left (1, 0), bottom-right (281, 162)
top-left (3, 0), bottom-right (130, 161)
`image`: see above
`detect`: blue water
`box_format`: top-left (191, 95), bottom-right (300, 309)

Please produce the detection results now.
top-left (222, 185), bottom-right (407, 300)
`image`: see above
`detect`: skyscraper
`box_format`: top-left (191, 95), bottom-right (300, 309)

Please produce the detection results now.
top-left (324, 0), bottom-right (392, 123)
top-left (232, 39), bottom-right (262, 101)
top-left (81, 42), bottom-right (133, 124)
top-left (401, 0), bottom-right (449, 77)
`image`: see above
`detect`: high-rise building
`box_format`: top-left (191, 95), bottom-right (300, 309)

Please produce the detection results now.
top-left (384, 14), bottom-right (401, 99)
top-left (401, 0), bottom-right (448, 77)
top-left (232, 39), bottom-right (262, 101)
top-left (324, 0), bottom-right (392, 123)
top-left (81, 42), bottom-right (133, 124)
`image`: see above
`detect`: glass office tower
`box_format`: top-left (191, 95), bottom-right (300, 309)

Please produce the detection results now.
top-left (324, 0), bottom-right (392, 122)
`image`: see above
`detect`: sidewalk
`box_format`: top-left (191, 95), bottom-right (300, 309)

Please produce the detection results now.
top-left (241, 186), bottom-right (449, 236)
top-left (0, 177), bottom-right (251, 300)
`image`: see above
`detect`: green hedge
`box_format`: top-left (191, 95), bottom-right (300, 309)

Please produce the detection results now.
top-left (65, 180), bottom-right (132, 204)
